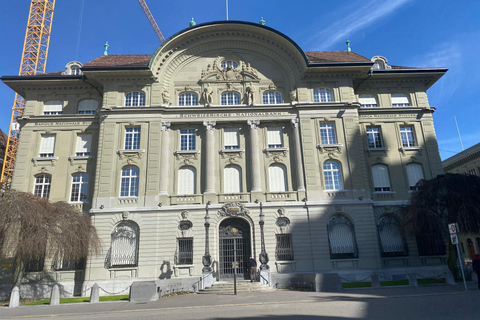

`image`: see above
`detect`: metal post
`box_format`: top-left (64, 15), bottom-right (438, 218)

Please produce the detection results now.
top-left (456, 242), bottom-right (467, 291)
top-left (233, 245), bottom-right (237, 295)
top-left (259, 202), bottom-right (269, 270)
top-left (202, 201), bottom-right (212, 272)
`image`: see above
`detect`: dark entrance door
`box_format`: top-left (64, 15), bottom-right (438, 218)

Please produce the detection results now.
top-left (219, 218), bottom-right (251, 279)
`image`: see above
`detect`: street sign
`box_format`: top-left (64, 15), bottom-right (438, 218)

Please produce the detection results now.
top-left (450, 233), bottom-right (459, 245)
top-left (448, 223), bottom-right (458, 234)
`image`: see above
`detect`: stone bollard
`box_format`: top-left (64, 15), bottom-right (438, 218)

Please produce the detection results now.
top-left (408, 272), bottom-right (418, 286)
top-left (9, 286), bottom-right (20, 308)
top-left (50, 284), bottom-right (60, 305)
top-left (371, 272), bottom-right (380, 288)
top-left (445, 271), bottom-right (455, 285)
top-left (314, 273), bottom-right (342, 292)
top-left (90, 283), bottom-right (100, 303)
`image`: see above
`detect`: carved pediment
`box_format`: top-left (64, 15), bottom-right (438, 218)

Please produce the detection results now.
top-left (200, 57), bottom-right (260, 83)
top-left (217, 202), bottom-right (250, 217)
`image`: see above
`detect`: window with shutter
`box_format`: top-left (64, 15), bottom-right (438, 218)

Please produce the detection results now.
top-left (76, 134), bottom-right (92, 156)
top-left (267, 127), bottom-right (283, 148)
top-left (178, 166), bottom-right (196, 195)
top-left (406, 163), bottom-right (424, 191)
top-left (39, 135), bottom-right (56, 157)
top-left (43, 101), bottom-right (63, 115)
top-left (224, 165), bottom-right (242, 193)
top-left (372, 164), bottom-right (391, 192)
top-left (78, 99), bottom-right (98, 114)
top-left (224, 128), bottom-right (239, 149)
top-left (268, 164), bottom-right (287, 192)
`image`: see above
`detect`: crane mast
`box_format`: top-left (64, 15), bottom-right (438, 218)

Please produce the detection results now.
top-left (1, 0), bottom-right (56, 189)
top-left (138, 0), bottom-right (165, 42)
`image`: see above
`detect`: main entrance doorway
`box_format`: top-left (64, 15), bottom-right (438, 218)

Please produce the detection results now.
top-left (219, 218), bottom-right (251, 279)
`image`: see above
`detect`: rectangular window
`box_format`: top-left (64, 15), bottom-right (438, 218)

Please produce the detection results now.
top-left (400, 126), bottom-right (416, 147)
top-left (319, 123), bottom-right (336, 144)
top-left (366, 127), bottom-right (383, 148)
top-left (267, 127), bottom-right (283, 148)
top-left (39, 135), bottom-right (56, 157)
top-left (53, 258), bottom-right (85, 271)
top-left (276, 234), bottom-right (294, 261)
top-left (125, 127), bottom-right (140, 150)
top-left (224, 128), bottom-right (240, 149)
top-left (76, 134), bottom-right (92, 156)
top-left (177, 238), bottom-right (193, 265)
top-left (43, 101), bottom-right (63, 115)
top-left (180, 129), bottom-right (196, 150)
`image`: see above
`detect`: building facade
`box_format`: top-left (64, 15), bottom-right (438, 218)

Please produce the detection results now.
top-left (1, 21), bottom-right (449, 297)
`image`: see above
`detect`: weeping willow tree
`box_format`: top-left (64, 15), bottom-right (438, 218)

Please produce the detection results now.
top-left (401, 173), bottom-right (480, 237)
top-left (0, 190), bottom-right (101, 293)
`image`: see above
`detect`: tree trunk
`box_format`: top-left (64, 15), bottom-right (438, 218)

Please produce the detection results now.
top-left (10, 255), bottom-right (24, 297)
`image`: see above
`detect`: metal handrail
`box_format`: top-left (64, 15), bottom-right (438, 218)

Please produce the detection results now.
top-left (260, 273), bottom-right (269, 285)
top-left (192, 271), bottom-right (214, 292)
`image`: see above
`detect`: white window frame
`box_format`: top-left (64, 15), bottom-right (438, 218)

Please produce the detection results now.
top-left (323, 161), bottom-right (343, 190)
top-left (359, 94), bottom-right (378, 108)
top-left (124, 127), bottom-right (141, 150)
top-left (267, 127), bottom-right (283, 148)
top-left (120, 166), bottom-right (139, 197)
top-left (400, 126), bottom-right (416, 147)
top-left (34, 174), bottom-right (51, 198)
top-left (224, 128), bottom-right (240, 149)
top-left (180, 129), bottom-right (196, 151)
top-left (70, 173), bottom-right (88, 203)
top-left (262, 91), bottom-right (282, 104)
top-left (179, 93), bottom-right (199, 106)
top-left (39, 135), bottom-right (56, 157)
top-left (221, 92), bottom-right (240, 105)
top-left (125, 92), bottom-right (146, 107)
top-left (366, 127), bottom-right (383, 148)
top-left (314, 88), bottom-right (333, 103)
top-left (76, 134), bottom-right (92, 156)
top-left (320, 123), bottom-right (336, 144)
top-left (43, 100), bottom-right (63, 115)
top-left (391, 93), bottom-right (410, 107)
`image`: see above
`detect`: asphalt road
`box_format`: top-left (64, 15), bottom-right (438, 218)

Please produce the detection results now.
top-left (2, 283), bottom-right (479, 319)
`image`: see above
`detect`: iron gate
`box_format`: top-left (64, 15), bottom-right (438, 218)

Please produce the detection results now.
top-left (219, 218), bottom-right (251, 279)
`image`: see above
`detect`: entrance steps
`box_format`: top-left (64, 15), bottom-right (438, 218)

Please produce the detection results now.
top-left (198, 280), bottom-right (275, 294)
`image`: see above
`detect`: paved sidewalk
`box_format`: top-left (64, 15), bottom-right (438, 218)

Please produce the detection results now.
top-left (1, 282), bottom-right (479, 319)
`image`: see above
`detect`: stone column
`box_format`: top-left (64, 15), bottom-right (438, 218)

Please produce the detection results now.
top-left (247, 120), bottom-right (262, 193)
top-left (203, 121), bottom-right (216, 194)
top-left (291, 118), bottom-right (306, 192)
top-left (159, 122), bottom-right (171, 199)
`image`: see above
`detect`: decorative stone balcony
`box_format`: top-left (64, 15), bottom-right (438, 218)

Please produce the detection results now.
top-left (265, 191), bottom-right (297, 202)
top-left (171, 195), bottom-right (202, 205)
top-left (118, 197), bottom-right (138, 205)
top-left (218, 193), bottom-right (250, 203)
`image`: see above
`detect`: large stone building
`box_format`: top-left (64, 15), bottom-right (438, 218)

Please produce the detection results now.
top-left (1, 21), bottom-right (449, 297)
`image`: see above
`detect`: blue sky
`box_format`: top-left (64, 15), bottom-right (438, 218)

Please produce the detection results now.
top-left (1, 0), bottom-right (478, 160)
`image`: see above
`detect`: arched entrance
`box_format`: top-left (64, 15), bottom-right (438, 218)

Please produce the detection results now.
top-left (219, 218), bottom-right (251, 279)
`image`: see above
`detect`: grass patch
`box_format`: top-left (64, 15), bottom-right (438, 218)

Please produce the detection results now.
top-left (342, 282), bottom-right (371, 288)
top-left (418, 278), bottom-right (446, 285)
top-left (22, 295), bottom-right (129, 306)
top-left (380, 280), bottom-right (409, 287)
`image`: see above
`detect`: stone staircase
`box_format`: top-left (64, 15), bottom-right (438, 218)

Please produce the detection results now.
top-left (198, 280), bottom-right (275, 294)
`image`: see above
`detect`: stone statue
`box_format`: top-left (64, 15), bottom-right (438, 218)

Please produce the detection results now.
top-left (290, 89), bottom-right (298, 102)
top-left (203, 84), bottom-right (213, 105)
top-left (246, 84), bottom-right (256, 105)
top-left (162, 90), bottom-right (170, 104)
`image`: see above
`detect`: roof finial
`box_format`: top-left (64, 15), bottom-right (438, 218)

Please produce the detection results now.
top-left (346, 38), bottom-right (351, 52)
top-left (104, 41), bottom-right (109, 56)
top-left (189, 18), bottom-right (196, 27)
top-left (259, 17), bottom-right (266, 26)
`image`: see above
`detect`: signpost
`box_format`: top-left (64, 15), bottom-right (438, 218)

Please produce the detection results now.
top-left (449, 223), bottom-right (467, 291)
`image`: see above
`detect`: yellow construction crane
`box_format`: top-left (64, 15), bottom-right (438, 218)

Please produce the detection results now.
top-left (1, 0), bottom-right (56, 189)
top-left (138, 0), bottom-right (165, 43)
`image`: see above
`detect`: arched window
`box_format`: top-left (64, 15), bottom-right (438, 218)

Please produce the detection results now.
top-left (391, 93), bottom-right (410, 107)
top-left (406, 163), bottom-right (424, 191)
top-left (359, 94), bottom-right (378, 108)
top-left (372, 164), bottom-right (391, 192)
top-left (178, 93), bottom-right (199, 106)
top-left (125, 92), bottom-right (146, 106)
top-left (34, 174), bottom-right (51, 198)
top-left (78, 99), bottom-right (98, 114)
top-left (221, 60), bottom-right (238, 69)
top-left (263, 92), bottom-right (282, 104)
top-left (70, 173), bottom-right (88, 203)
top-left (221, 92), bottom-right (240, 105)
top-left (269, 164), bottom-right (287, 192)
top-left (377, 215), bottom-right (407, 257)
top-left (178, 166), bottom-right (196, 195)
top-left (323, 161), bottom-right (343, 190)
top-left (224, 165), bottom-right (242, 193)
top-left (314, 88), bottom-right (333, 103)
top-left (328, 214), bottom-right (358, 259)
top-left (110, 221), bottom-right (139, 267)
top-left (120, 166), bottom-right (139, 197)
top-left (43, 100), bottom-right (63, 115)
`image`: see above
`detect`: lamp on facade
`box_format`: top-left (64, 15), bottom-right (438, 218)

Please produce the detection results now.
top-left (202, 201), bottom-right (212, 272)
top-left (258, 202), bottom-right (269, 270)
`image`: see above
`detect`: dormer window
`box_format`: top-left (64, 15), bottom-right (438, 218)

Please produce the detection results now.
top-left (62, 61), bottom-right (83, 76)
top-left (371, 56), bottom-right (390, 70)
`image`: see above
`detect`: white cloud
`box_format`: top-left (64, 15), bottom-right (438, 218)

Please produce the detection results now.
top-left (310, 0), bottom-right (413, 50)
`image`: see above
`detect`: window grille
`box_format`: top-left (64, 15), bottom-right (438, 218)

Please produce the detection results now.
top-left (110, 222), bottom-right (139, 267)
top-left (125, 92), bottom-right (146, 106)
top-left (319, 123), bottom-right (336, 144)
top-left (25, 258), bottom-right (45, 272)
top-left (34, 174), bottom-right (51, 198)
top-left (53, 258), bottom-right (85, 271)
top-left (125, 127), bottom-right (141, 150)
top-left (314, 88), bottom-right (333, 102)
top-left (328, 215), bottom-right (358, 259)
top-left (366, 127), bottom-right (382, 148)
top-left (263, 92), bottom-right (282, 104)
top-left (276, 234), bottom-right (294, 261)
top-left (177, 238), bottom-right (193, 265)
top-left (400, 126), bottom-right (416, 147)
top-left (377, 216), bottom-right (407, 257)
top-left (179, 93), bottom-right (198, 106)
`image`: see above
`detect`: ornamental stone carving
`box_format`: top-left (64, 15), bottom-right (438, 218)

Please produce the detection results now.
top-left (217, 202), bottom-right (250, 218)
top-left (200, 57), bottom-right (260, 83)
top-left (162, 90), bottom-right (170, 104)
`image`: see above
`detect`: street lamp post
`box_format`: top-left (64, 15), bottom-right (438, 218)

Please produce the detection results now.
top-left (202, 201), bottom-right (212, 272)
top-left (259, 202), bottom-right (269, 270)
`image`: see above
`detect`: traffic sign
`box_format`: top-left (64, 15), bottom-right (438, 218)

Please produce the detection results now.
top-left (448, 223), bottom-right (458, 234)
top-left (450, 233), bottom-right (459, 245)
